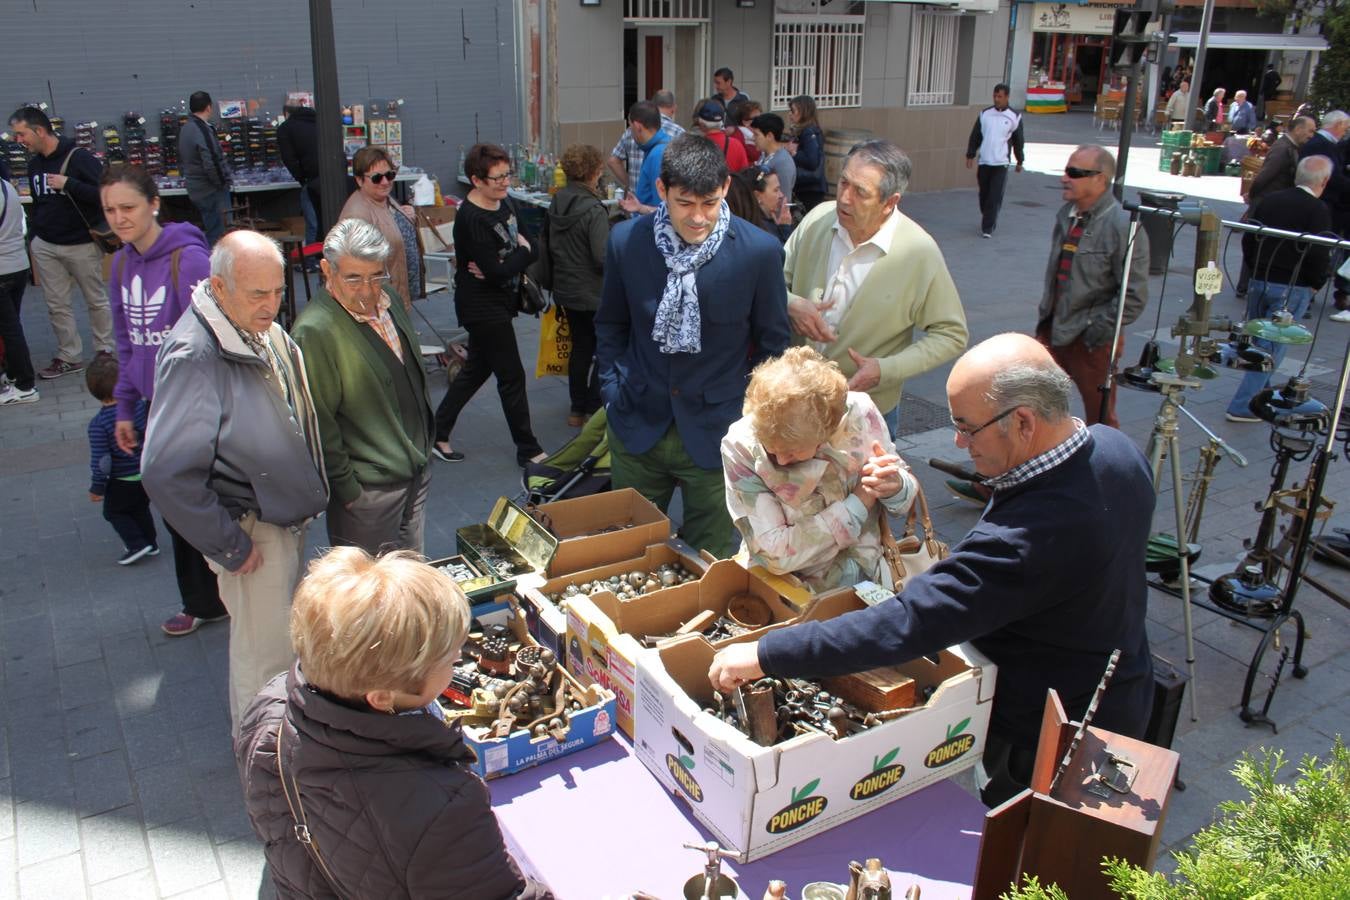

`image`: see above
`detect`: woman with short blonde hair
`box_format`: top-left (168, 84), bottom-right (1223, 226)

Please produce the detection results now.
top-left (722, 346), bottom-right (918, 592)
top-left (236, 548), bottom-right (552, 900)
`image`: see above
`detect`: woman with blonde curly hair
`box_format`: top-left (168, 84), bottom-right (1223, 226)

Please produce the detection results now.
top-left (722, 346), bottom-right (918, 592)
top-left (235, 548), bottom-right (552, 900)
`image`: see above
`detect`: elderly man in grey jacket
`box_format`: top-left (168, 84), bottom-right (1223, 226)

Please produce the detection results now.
top-left (1036, 144), bottom-right (1149, 428)
top-left (143, 230), bottom-right (328, 734)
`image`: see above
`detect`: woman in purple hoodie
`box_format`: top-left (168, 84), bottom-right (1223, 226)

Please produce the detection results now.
top-left (101, 167), bottom-right (228, 636)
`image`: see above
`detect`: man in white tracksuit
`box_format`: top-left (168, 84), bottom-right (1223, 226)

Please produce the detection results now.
top-left (965, 83), bottom-right (1026, 238)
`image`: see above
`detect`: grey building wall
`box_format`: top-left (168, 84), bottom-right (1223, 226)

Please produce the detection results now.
top-left (555, 3), bottom-right (623, 125)
top-left (1, 0), bottom-right (519, 192)
top-left (711, 1), bottom-right (773, 107)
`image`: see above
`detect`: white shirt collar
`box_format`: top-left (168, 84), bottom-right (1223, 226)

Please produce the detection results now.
top-left (832, 205), bottom-right (902, 256)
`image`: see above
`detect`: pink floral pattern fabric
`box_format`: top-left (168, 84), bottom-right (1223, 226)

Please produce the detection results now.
top-left (721, 392), bottom-right (918, 592)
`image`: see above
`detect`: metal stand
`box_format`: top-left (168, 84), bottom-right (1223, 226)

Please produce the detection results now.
top-left (1098, 209), bottom-right (1144, 425)
top-left (1144, 374), bottom-right (1202, 722)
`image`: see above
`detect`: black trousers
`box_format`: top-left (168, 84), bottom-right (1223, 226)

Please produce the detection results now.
top-left (167, 517), bottom-right (228, 619)
top-left (103, 479), bottom-right (157, 552)
top-left (434, 318), bottom-right (543, 463)
top-left (976, 165), bottom-right (1010, 234)
top-left (563, 306), bottom-right (601, 416)
top-left (0, 269), bottom-right (36, 391)
top-left (979, 732), bottom-right (1037, 808)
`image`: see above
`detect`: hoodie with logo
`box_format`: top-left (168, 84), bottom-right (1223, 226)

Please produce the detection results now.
top-left (110, 222), bottom-right (211, 422)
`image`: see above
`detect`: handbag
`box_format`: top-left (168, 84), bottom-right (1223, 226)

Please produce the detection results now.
top-left (535, 304), bottom-right (571, 378)
top-left (878, 482), bottom-right (949, 591)
top-left (59, 148), bottom-right (122, 254)
top-left (526, 215), bottom-right (554, 291)
top-left (517, 271), bottom-right (549, 317)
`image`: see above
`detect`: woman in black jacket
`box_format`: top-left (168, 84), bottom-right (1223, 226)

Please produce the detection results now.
top-left (789, 95), bottom-right (827, 211)
top-left (433, 143), bottom-right (545, 467)
top-left (235, 548), bottom-right (553, 900)
top-left (545, 144), bottom-right (611, 426)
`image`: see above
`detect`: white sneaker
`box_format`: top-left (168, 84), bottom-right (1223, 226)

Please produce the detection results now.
top-left (1330, 309), bottom-right (1350, 323)
top-left (0, 384), bottom-right (38, 405)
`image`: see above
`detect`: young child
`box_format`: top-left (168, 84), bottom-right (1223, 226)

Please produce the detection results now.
top-left (86, 354), bottom-right (158, 565)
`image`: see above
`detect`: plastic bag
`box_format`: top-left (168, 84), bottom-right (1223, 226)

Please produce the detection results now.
top-left (535, 305), bottom-right (571, 378)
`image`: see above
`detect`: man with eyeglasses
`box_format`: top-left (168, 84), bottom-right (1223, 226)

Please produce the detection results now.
top-left (292, 219), bottom-right (434, 553)
top-left (142, 230), bottom-right (328, 735)
top-left (1035, 144), bottom-right (1149, 428)
top-left (709, 333), bottom-right (1156, 808)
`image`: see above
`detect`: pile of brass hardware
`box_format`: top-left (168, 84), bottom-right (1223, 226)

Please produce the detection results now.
top-left (437, 559), bottom-right (479, 582)
top-left (704, 677), bottom-right (912, 746)
top-left (440, 624), bottom-right (586, 742)
top-left (639, 593), bottom-right (778, 648)
top-left (545, 562), bottom-right (698, 603)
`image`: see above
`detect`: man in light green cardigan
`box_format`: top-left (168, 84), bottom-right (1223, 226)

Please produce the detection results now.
top-left (292, 219), bottom-right (434, 555)
top-left (782, 140), bottom-right (968, 427)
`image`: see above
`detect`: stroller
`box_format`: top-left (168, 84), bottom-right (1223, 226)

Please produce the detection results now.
top-left (519, 409), bottom-right (612, 504)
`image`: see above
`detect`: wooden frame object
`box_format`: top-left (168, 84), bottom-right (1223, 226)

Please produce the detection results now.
top-left (971, 691), bottom-right (1180, 900)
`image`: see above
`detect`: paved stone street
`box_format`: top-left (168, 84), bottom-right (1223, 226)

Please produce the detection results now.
top-left (1, 111), bottom-right (1346, 898)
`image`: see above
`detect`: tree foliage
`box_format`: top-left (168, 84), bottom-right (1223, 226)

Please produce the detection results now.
top-left (1310, 1), bottom-right (1350, 111)
top-left (1000, 737), bottom-right (1350, 900)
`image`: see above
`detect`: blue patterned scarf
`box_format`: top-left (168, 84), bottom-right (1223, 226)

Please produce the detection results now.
top-left (651, 200), bottom-right (730, 354)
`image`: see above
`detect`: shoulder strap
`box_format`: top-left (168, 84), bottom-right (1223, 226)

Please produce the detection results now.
top-left (114, 252), bottom-right (124, 290)
top-left (58, 146), bottom-right (78, 177)
top-left (274, 721), bottom-right (352, 900)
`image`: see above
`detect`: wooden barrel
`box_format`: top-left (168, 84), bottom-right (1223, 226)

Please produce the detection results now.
top-left (824, 128), bottom-right (874, 196)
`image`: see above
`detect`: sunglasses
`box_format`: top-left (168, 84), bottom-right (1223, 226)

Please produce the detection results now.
top-left (365, 169), bottom-right (398, 184)
top-left (1063, 166), bottom-right (1101, 179)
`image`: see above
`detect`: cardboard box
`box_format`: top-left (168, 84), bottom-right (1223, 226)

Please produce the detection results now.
top-left (450, 609), bottom-right (618, 780)
top-left (534, 488), bottom-right (670, 576)
top-left (633, 591), bottom-right (995, 862)
top-left (563, 559), bottom-right (798, 738)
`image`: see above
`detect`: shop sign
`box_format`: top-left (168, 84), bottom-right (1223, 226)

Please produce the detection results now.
top-left (1031, 3), bottom-right (1121, 35)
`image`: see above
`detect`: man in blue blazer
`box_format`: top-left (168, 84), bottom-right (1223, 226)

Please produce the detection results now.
top-left (597, 133), bottom-right (791, 556)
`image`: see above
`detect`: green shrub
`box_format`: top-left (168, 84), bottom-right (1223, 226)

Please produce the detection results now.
top-left (1000, 736), bottom-right (1349, 900)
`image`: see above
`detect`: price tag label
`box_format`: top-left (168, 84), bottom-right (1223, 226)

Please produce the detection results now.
top-left (1194, 266), bottom-right (1223, 296)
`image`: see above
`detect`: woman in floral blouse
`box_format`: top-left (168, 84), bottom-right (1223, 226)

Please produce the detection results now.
top-left (722, 346), bottom-right (918, 593)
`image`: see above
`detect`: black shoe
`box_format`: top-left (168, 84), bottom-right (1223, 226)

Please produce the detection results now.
top-left (118, 545), bottom-right (156, 566)
top-left (431, 445), bottom-right (465, 462)
top-left (517, 450), bottom-right (548, 468)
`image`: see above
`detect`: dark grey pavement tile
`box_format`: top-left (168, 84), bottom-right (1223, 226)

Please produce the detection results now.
top-left (57, 659), bottom-right (112, 712)
top-left (120, 711), bottom-right (185, 773)
top-left (195, 772), bottom-right (252, 846)
top-left (65, 702), bottom-right (124, 762)
top-left (1158, 781), bottom-right (1224, 852)
top-left (14, 797), bottom-right (80, 867)
top-left (133, 762), bottom-right (200, 831)
top-left (176, 722), bottom-right (236, 781)
top-left (145, 817), bottom-right (222, 896)
top-left (79, 805), bottom-right (148, 886)
top-left (0, 778), bottom-right (11, 841)
top-left (73, 751), bottom-right (134, 819)
top-left (16, 851), bottom-right (86, 900)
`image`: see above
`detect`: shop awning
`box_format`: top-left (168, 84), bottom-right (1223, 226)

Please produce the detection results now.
top-left (1169, 32), bottom-right (1329, 51)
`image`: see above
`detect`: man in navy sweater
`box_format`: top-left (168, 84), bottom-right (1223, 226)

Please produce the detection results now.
top-left (710, 333), bottom-right (1155, 806)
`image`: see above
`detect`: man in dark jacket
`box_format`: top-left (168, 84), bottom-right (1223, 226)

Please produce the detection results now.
top-left (1301, 110), bottom-right (1350, 310)
top-left (709, 333), bottom-right (1156, 808)
top-left (1238, 115), bottom-right (1316, 295)
top-left (292, 219), bottom-right (434, 554)
top-left (598, 133), bottom-right (791, 557)
top-left (143, 230), bottom-right (328, 735)
top-left (7, 106), bottom-right (114, 379)
top-left (1228, 157), bottom-right (1336, 420)
top-left (278, 104), bottom-right (321, 243)
top-left (178, 90), bottom-right (232, 244)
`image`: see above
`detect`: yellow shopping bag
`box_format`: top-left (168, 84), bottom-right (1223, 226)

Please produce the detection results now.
top-left (535, 304), bottom-right (571, 378)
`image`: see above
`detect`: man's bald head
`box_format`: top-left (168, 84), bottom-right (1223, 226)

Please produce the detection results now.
top-left (948, 334), bottom-right (1076, 476)
top-left (208, 230), bottom-right (286, 335)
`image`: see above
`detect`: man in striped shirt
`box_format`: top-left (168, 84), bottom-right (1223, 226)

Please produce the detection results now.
top-left (1035, 145), bottom-right (1149, 428)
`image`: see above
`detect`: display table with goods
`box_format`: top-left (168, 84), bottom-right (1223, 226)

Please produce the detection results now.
top-left (491, 733), bottom-right (988, 898)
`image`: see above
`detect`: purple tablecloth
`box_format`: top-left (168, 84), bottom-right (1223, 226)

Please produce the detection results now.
top-left (491, 736), bottom-right (987, 899)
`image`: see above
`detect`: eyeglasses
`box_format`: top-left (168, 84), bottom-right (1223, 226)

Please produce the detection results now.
top-left (951, 406), bottom-right (1020, 439)
top-left (481, 172), bottom-right (513, 185)
top-left (339, 273), bottom-right (389, 289)
top-left (1063, 166), bottom-right (1102, 179)
top-left (365, 169), bottom-right (398, 184)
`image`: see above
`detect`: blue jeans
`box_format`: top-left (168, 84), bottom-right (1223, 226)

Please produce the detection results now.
top-left (193, 188), bottom-right (232, 245)
top-left (1226, 279), bottom-right (1312, 417)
